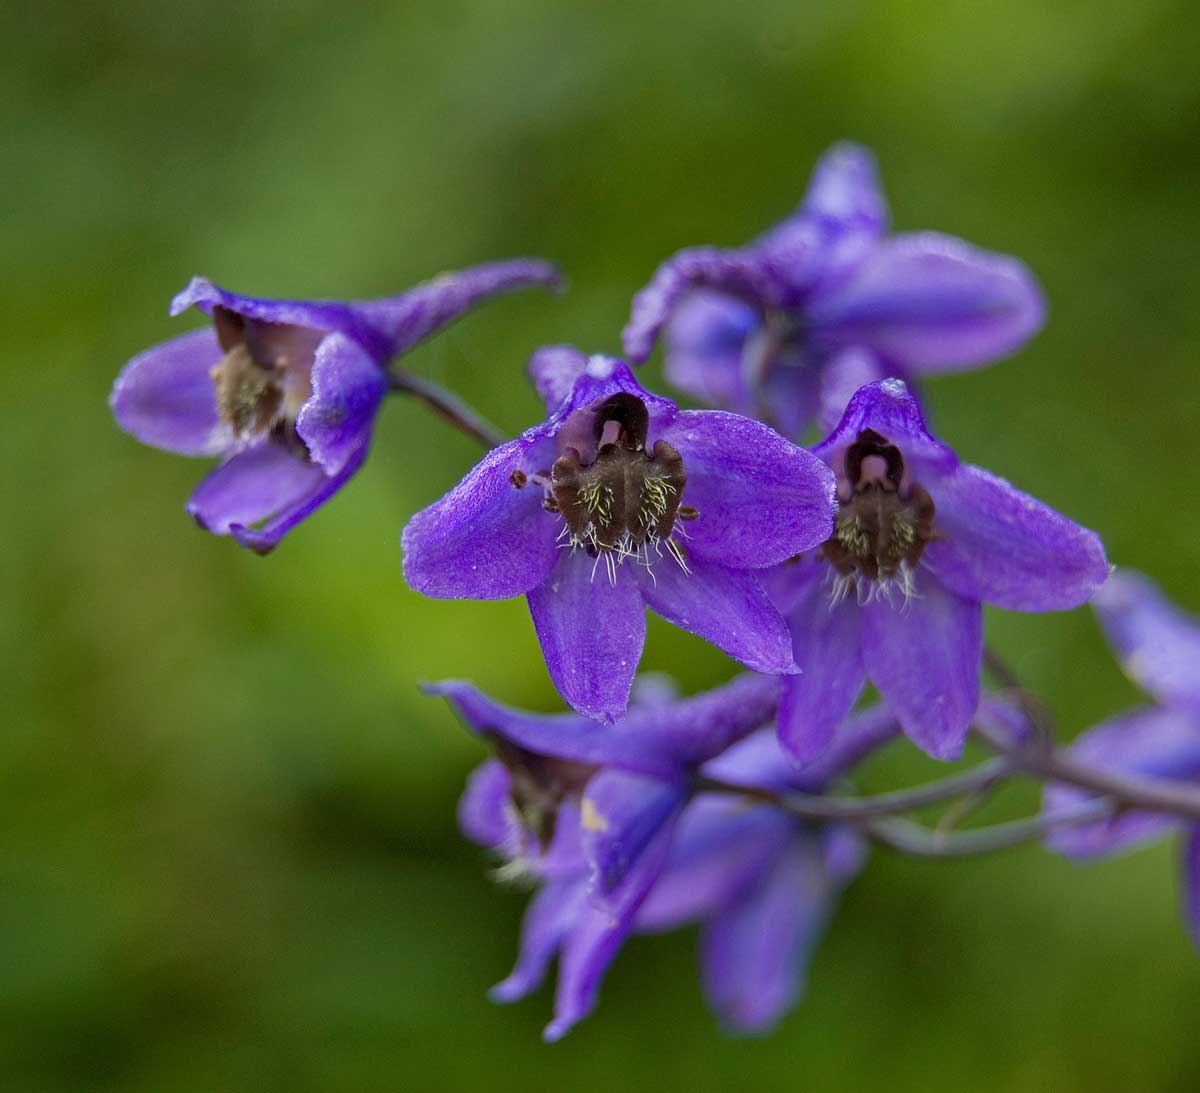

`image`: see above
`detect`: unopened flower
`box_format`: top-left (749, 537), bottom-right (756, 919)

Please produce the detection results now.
top-left (622, 142), bottom-right (1044, 436)
top-left (771, 378), bottom-right (1108, 763)
top-left (437, 673), bottom-right (898, 1038)
top-left (1044, 571), bottom-right (1200, 948)
top-left (404, 348), bottom-right (836, 721)
top-left (110, 260), bottom-right (561, 551)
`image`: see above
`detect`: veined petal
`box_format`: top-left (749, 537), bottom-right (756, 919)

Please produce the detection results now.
top-left (352, 258), bottom-right (562, 358)
top-left (581, 770), bottom-right (686, 898)
top-left (401, 432), bottom-right (559, 600)
top-left (110, 328), bottom-right (228, 456)
top-left (1093, 570), bottom-right (1200, 712)
top-left (636, 799), bottom-right (792, 930)
top-left (776, 566), bottom-right (865, 765)
top-left (634, 557), bottom-right (794, 675)
top-left (458, 759), bottom-right (512, 849)
top-left (527, 552), bottom-right (647, 722)
top-left (1044, 707), bottom-right (1200, 858)
top-left (807, 232), bottom-right (1045, 371)
top-left (700, 835), bottom-right (841, 1034)
top-left (800, 141), bottom-right (889, 237)
top-left (1184, 827), bottom-right (1200, 952)
top-left (862, 575), bottom-right (981, 760)
top-left (228, 442), bottom-right (369, 553)
top-left (623, 247), bottom-right (781, 365)
top-left (925, 463), bottom-right (1109, 612)
top-left (657, 411), bottom-right (835, 568)
top-left (295, 334), bottom-right (387, 476)
top-left (186, 442), bottom-right (326, 538)
top-left (813, 377), bottom-right (957, 478)
top-left (490, 878), bottom-right (589, 1004)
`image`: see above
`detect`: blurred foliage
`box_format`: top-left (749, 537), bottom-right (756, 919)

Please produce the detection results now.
top-left (3, 0), bottom-right (1200, 1089)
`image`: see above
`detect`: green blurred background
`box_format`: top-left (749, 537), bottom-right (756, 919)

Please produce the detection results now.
top-left (4, 1), bottom-right (1200, 1089)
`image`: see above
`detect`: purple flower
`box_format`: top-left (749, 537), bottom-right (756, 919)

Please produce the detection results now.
top-left (770, 378), bottom-right (1108, 764)
top-left (1043, 571), bottom-right (1200, 948)
top-left (110, 260), bottom-right (561, 552)
top-left (403, 348), bottom-right (836, 721)
top-left (436, 673), bottom-right (898, 1038)
top-left (622, 142), bottom-right (1045, 436)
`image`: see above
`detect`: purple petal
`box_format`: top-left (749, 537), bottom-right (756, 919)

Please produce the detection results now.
top-left (636, 799), bottom-right (792, 930)
top-left (700, 835), bottom-right (840, 1034)
top-left (816, 347), bottom-right (888, 435)
top-left (458, 759), bottom-right (512, 849)
top-left (581, 770), bottom-right (686, 898)
top-left (1184, 826), bottom-right (1200, 952)
top-left (295, 333), bottom-right (386, 475)
top-left (800, 141), bottom-right (889, 237)
top-left (429, 672), bottom-right (779, 781)
top-left (186, 442), bottom-right (327, 538)
top-left (401, 432), bottom-right (560, 600)
top-left (170, 276), bottom-right (379, 352)
top-left (776, 566), bottom-right (866, 765)
top-left (661, 291), bottom-right (760, 414)
top-left (352, 258), bottom-right (562, 358)
top-left (807, 232), bottom-right (1045, 371)
top-left (924, 463), bottom-right (1109, 612)
top-left (490, 878), bottom-right (589, 1004)
top-left (528, 345), bottom-right (588, 413)
top-left (527, 552), bottom-right (647, 722)
top-left (759, 357), bottom-right (824, 440)
top-left (544, 809), bottom-right (674, 1041)
top-left (1044, 707), bottom-right (1200, 858)
top-left (623, 247), bottom-right (782, 365)
top-left (812, 378), bottom-right (957, 478)
top-left (110, 328), bottom-right (228, 456)
top-left (634, 557), bottom-right (794, 675)
top-left (657, 411), bottom-right (835, 568)
top-left (1093, 570), bottom-right (1200, 712)
top-left (861, 575), bottom-right (981, 760)
top-left (230, 443), bottom-right (368, 553)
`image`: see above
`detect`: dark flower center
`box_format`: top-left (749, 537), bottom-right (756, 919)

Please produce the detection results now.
top-left (822, 428), bottom-right (935, 589)
top-left (517, 392), bottom-right (696, 577)
top-left (209, 306), bottom-right (319, 455)
top-left (494, 739), bottom-right (597, 852)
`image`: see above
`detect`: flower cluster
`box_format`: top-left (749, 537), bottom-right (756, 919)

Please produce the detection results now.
top-left (111, 141), bottom-right (1200, 1040)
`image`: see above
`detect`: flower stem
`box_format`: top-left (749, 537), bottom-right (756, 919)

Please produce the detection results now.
top-left (387, 367), bottom-right (506, 449)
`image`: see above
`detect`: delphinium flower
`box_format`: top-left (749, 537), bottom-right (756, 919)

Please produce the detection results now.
top-left (403, 347), bottom-right (836, 721)
top-left (1043, 571), bottom-right (1200, 947)
top-left (110, 260), bottom-right (560, 551)
top-left (434, 672), bottom-right (899, 1039)
top-left (622, 142), bottom-right (1044, 437)
top-left (769, 377), bottom-right (1108, 764)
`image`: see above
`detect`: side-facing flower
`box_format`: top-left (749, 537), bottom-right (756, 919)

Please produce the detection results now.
top-left (622, 142), bottom-right (1044, 436)
top-left (403, 347), bottom-right (837, 721)
top-left (1043, 571), bottom-right (1200, 949)
top-left (110, 259), bottom-right (561, 551)
top-left (770, 377), bottom-right (1108, 763)
top-left (437, 673), bottom-right (899, 1039)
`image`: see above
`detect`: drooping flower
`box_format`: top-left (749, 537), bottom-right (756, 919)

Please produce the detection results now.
top-left (110, 260), bottom-right (561, 552)
top-left (436, 673), bottom-right (899, 1039)
top-left (622, 142), bottom-right (1045, 437)
top-left (1043, 571), bottom-right (1200, 948)
top-left (403, 347), bottom-right (837, 721)
top-left (770, 377), bottom-right (1108, 763)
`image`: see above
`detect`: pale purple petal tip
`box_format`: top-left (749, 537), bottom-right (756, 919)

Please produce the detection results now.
top-left (295, 333), bottom-right (387, 476)
top-left (528, 344), bottom-right (589, 413)
top-left (457, 759), bottom-right (512, 849)
top-left (801, 141), bottom-right (889, 236)
top-left (110, 328), bottom-right (228, 457)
